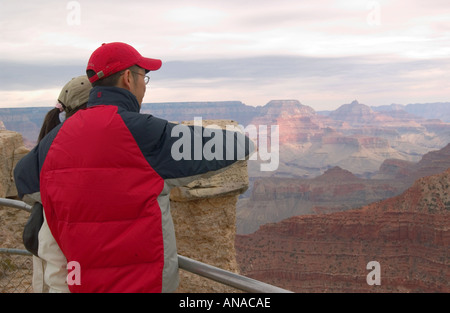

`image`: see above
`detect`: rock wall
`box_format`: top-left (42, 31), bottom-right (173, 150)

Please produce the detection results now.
top-left (0, 131), bottom-right (29, 198)
top-left (0, 108), bottom-right (51, 148)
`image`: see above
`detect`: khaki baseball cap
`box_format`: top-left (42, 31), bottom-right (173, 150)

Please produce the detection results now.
top-left (58, 76), bottom-right (92, 111)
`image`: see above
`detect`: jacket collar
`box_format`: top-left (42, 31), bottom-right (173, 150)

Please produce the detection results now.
top-left (87, 86), bottom-right (140, 113)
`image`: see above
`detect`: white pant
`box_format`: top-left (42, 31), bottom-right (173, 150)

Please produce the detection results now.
top-left (32, 213), bottom-right (69, 293)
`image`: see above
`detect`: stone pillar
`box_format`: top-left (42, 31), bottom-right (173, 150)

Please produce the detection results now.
top-left (170, 120), bottom-right (250, 293)
top-left (0, 131), bottom-right (29, 198)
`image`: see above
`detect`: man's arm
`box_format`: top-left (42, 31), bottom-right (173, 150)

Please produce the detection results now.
top-left (14, 146), bottom-right (41, 200)
top-left (129, 115), bottom-right (255, 187)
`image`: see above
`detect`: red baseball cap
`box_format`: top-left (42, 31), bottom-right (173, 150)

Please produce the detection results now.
top-left (86, 42), bottom-right (162, 83)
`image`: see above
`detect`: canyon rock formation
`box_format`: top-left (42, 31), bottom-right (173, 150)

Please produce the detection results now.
top-left (235, 168), bottom-right (450, 293)
top-left (237, 166), bottom-right (405, 234)
top-left (237, 143), bottom-right (450, 235)
top-left (2, 100), bottom-right (449, 178)
top-left (0, 131), bottom-right (29, 198)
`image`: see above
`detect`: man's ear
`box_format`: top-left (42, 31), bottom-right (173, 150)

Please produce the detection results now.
top-left (118, 69), bottom-right (133, 91)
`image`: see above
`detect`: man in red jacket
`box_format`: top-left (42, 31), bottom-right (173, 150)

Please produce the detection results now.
top-left (14, 42), bottom-right (254, 292)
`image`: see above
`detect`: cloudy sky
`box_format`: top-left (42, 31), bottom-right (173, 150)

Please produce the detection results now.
top-left (1, 0), bottom-right (449, 110)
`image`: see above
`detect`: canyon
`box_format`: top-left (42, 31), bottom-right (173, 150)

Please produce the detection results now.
top-left (2, 99), bottom-right (450, 235)
top-left (1, 98), bottom-right (449, 293)
top-left (238, 143), bottom-right (450, 234)
top-left (1, 100), bottom-right (450, 172)
top-left (235, 167), bottom-right (450, 293)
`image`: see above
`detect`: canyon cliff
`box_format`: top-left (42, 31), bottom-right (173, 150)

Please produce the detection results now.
top-left (259, 100), bottom-right (450, 178)
top-left (0, 108), bottom-right (50, 149)
top-left (238, 143), bottom-right (450, 234)
top-left (0, 131), bottom-right (29, 198)
top-left (235, 168), bottom-right (450, 293)
top-left (237, 166), bottom-right (405, 234)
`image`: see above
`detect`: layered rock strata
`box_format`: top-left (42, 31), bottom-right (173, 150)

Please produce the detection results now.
top-left (238, 144), bottom-right (450, 234)
top-left (236, 168), bottom-right (450, 293)
top-left (0, 131), bottom-right (29, 198)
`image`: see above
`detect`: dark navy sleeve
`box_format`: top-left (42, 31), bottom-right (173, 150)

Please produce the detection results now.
top-left (14, 123), bottom-right (62, 199)
top-left (152, 121), bottom-right (254, 180)
top-left (14, 146), bottom-right (40, 199)
top-left (123, 112), bottom-right (255, 180)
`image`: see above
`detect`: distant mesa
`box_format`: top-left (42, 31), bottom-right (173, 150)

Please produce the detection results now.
top-left (315, 166), bottom-right (360, 181)
top-left (328, 100), bottom-right (379, 124)
top-left (260, 100), bottom-right (316, 117)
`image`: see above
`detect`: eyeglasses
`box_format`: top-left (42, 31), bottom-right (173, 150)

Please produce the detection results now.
top-left (131, 71), bottom-right (150, 85)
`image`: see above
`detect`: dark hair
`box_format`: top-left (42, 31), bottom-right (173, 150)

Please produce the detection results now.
top-left (37, 103), bottom-right (87, 143)
top-left (37, 108), bottom-right (61, 143)
top-left (86, 65), bottom-right (142, 88)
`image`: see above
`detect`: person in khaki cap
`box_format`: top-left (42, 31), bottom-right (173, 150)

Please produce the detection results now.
top-left (37, 75), bottom-right (91, 142)
top-left (27, 75), bottom-right (91, 293)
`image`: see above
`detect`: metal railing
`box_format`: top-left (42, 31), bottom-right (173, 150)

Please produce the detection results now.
top-left (0, 198), bottom-right (292, 293)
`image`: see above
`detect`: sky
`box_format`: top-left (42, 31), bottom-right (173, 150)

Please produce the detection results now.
top-left (0, 0), bottom-right (449, 111)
